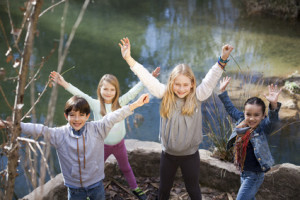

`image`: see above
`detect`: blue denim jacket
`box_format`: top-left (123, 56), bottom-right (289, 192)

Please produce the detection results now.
top-left (218, 91), bottom-right (281, 172)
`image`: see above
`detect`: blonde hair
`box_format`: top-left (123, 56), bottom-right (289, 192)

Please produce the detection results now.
top-left (97, 74), bottom-right (121, 116)
top-left (160, 64), bottom-right (197, 118)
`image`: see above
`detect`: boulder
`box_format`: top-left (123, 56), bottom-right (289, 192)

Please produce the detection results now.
top-left (21, 140), bottom-right (300, 200)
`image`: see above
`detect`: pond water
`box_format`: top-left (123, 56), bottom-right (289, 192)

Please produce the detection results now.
top-left (0, 0), bottom-right (300, 198)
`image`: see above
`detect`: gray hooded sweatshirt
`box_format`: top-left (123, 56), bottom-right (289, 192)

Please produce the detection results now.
top-left (21, 105), bottom-right (133, 188)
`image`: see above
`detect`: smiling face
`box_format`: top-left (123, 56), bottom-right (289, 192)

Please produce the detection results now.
top-left (64, 110), bottom-right (90, 131)
top-left (244, 104), bottom-right (265, 128)
top-left (172, 74), bottom-right (193, 99)
top-left (100, 80), bottom-right (116, 104)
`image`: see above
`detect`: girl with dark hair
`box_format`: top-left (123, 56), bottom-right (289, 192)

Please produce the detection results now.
top-left (218, 76), bottom-right (282, 200)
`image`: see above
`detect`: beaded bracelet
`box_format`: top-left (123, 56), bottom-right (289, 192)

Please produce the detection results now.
top-left (218, 60), bottom-right (226, 71)
top-left (219, 56), bottom-right (229, 63)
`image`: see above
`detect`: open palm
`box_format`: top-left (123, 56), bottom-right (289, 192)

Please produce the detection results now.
top-left (264, 84), bottom-right (282, 104)
top-left (118, 37), bottom-right (131, 60)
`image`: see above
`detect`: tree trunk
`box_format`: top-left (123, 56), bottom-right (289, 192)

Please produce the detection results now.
top-left (5, 1), bottom-right (43, 199)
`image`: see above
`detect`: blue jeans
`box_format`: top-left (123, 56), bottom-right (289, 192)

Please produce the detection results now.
top-left (67, 181), bottom-right (105, 200)
top-left (236, 171), bottom-right (264, 200)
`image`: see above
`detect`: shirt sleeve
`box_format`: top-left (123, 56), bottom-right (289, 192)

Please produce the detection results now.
top-left (261, 102), bottom-right (281, 135)
top-left (20, 123), bottom-right (65, 148)
top-left (65, 83), bottom-right (99, 111)
top-left (90, 105), bottom-right (133, 139)
top-left (119, 82), bottom-right (144, 106)
top-left (131, 62), bottom-right (166, 99)
top-left (218, 91), bottom-right (244, 121)
top-left (196, 62), bottom-right (224, 101)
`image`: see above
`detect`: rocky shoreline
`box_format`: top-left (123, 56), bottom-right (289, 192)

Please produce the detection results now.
top-left (21, 140), bottom-right (300, 200)
top-left (241, 0), bottom-right (300, 20)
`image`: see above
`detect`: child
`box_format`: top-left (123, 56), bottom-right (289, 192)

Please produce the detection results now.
top-left (50, 70), bottom-right (159, 200)
top-left (218, 76), bottom-right (282, 200)
top-left (0, 94), bottom-right (149, 200)
top-left (119, 37), bottom-right (234, 199)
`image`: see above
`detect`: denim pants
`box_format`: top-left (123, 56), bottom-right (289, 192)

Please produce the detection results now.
top-left (67, 181), bottom-right (105, 200)
top-left (236, 171), bottom-right (265, 200)
top-left (104, 139), bottom-right (137, 189)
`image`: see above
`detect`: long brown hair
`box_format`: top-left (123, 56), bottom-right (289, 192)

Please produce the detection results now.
top-left (97, 74), bottom-right (121, 116)
top-left (160, 64), bottom-right (197, 118)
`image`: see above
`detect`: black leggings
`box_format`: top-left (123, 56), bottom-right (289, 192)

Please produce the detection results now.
top-left (158, 151), bottom-right (202, 200)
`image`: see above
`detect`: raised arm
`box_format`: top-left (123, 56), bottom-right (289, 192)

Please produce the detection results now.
top-left (119, 38), bottom-right (166, 98)
top-left (93, 93), bottom-right (150, 138)
top-left (218, 77), bottom-right (243, 121)
top-left (20, 123), bottom-right (65, 148)
top-left (120, 67), bottom-right (160, 105)
top-left (261, 84), bottom-right (282, 133)
top-left (50, 71), bottom-right (70, 89)
top-left (196, 44), bottom-right (234, 101)
top-left (50, 71), bottom-right (98, 110)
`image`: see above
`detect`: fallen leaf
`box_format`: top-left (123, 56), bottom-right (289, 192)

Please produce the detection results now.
top-left (6, 54), bottom-right (13, 63)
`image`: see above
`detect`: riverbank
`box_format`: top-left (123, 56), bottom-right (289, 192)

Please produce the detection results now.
top-left (241, 0), bottom-right (300, 20)
top-left (22, 140), bottom-right (300, 200)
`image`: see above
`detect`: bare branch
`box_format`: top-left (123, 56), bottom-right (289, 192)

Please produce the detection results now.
top-left (6, 1), bottom-right (44, 198)
top-left (25, 42), bottom-right (57, 90)
top-left (0, 19), bottom-right (10, 49)
top-left (46, 0), bottom-right (90, 126)
top-left (17, 137), bottom-right (53, 180)
top-left (6, 0), bottom-right (29, 53)
top-left (27, 142), bottom-right (37, 156)
top-left (36, 142), bottom-right (53, 179)
top-left (21, 79), bottom-right (50, 121)
top-left (17, 137), bottom-right (46, 146)
top-left (0, 85), bottom-right (13, 110)
top-left (15, 1), bottom-right (35, 48)
top-left (25, 58), bottom-right (45, 90)
top-left (39, 0), bottom-right (66, 18)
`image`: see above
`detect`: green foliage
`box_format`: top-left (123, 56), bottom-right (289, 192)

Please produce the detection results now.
top-left (284, 81), bottom-right (300, 94)
top-left (204, 94), bottom-right (234, 162)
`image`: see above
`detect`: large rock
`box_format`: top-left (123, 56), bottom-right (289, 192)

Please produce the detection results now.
top-left (21, 140), bottom-right (300, 200)
top-left (259, 163), bottom-right (300, 200)
top-left (21, 173), bottom-right (66, 200)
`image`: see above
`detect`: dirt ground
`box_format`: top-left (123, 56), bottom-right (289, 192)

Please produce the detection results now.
top-left (104, 176), bottom-right (237, 200)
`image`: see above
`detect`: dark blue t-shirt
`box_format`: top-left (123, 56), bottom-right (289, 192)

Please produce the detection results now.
top-left (243, 142), bottom-right (263, 172)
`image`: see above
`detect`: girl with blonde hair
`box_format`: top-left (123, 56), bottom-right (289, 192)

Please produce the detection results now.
top-left (50, 68), bottom-right (159, 200)
top-left (119, 37), bottom-right (234, 200)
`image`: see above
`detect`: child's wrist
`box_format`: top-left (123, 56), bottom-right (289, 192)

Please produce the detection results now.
top-left (270, 102), bottom-right (278, 110)
top-left (125, 56), bottom-right (136, 68)
top-left (129, 102), bottom-right (138, 111)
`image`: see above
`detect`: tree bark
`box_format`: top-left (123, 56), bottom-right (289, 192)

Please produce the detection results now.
top-left (5, 1), bottom-right (43, 199)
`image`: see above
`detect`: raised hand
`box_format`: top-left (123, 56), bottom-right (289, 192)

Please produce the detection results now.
top-left (264, 84), bottom-right (282, 109)
top-left (221, 44), bottom-right (234, 61)
top-left (118, 37), bottom-right (131, 60)
top-left (219, 76), bottom-right (231, 92)
top-left (50, 71), bottom-right (69, 88)
top-left (129, 93), bottom-right (150, 111)
top-left (152, 67), bottom-right (161, 78)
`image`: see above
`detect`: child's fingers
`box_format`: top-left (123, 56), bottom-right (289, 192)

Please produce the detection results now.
top-left (142, 94), bottom-right (149, 103)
